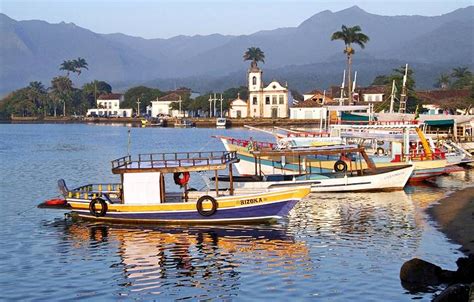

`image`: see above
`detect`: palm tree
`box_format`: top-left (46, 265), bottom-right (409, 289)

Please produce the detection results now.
top-left (60, 60), bottom-right (76, 76)
top-left (451, 67), bottom-right (471, 79)
top-left (50, 76), bottom-right (73, 116)
top-left (73, 57), bottom-right (88, 75)
top-left (26, 81), bottom-right (47, 116)
top-left (331, 25), bottom-right (369, 103)
top-left (435, 73), bottom-right (450, 89)
top-left (243, 47), bottom-right (265, 68)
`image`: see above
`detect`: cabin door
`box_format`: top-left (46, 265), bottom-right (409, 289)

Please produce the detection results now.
top-left (237, 110), bottom-right (241, 118)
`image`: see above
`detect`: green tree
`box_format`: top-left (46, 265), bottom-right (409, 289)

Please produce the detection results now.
top-left (331, 25), bottom-right (369, 103)
top-left (50, 76), bottom-right (73, 116)
top-left (26, 81), bottom-right (48, 116)
top-left (435, 73), bottom-right (451, 89)
top-left (451, 66), bottom-right (473, 89)
top-left (60, 60), bottom-right (76, 77)
top-left (123, 86), bottom-right (165, 113)
top-left (73, 57), bottom-right (88, 76)
top-left (243, 47), bottom-right (265, 68)
top-left (371, 75), bottom-right (389, 86)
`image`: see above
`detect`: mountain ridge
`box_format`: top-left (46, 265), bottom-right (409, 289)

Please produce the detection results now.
top-left (0, 6), bottom-right (473, 95)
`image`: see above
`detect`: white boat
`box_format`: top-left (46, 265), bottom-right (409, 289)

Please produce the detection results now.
top-left (214, 146), bottom-right (414, 192)
top-left (216, 118), bottom-right (227, 128)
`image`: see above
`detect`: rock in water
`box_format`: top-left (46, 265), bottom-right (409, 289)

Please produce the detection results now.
top-left (432, 283), bottom-right (470, 302)
top-left (400, 258), bottom-right (443, 286)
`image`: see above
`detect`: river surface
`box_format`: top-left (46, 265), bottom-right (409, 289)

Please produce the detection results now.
top-left (0, 124), bottom-right (472, 301)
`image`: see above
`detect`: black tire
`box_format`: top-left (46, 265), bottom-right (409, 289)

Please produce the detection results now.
top-left (89, 198), bottom-right (108, 217)
top-left (376, 147), bottom-right (384, 155)
top-left (334, 160), bottom-right (347, 173)
top-left (196, 195), bottom-right (218, 217)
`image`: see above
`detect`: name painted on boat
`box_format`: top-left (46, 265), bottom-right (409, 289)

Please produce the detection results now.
top-left (240, 197), bottom-right (264, 205)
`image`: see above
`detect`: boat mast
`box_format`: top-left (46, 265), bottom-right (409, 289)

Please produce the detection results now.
top-left (389, 80), bottom-right (397, 114)
top-left (339, 70), bottom-right (346, 106)
top-left (399, 64), bottom-right (408, 114)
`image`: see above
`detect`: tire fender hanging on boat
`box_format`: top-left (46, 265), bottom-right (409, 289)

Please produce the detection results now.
top-left (196, 195), bottom-right (218, 217)
top-left (334, 160), bottom-right (348, 173)
top-left (89, 198), bottom-right (108, 217)
top-left (174, 172), bottom-right (190, 187)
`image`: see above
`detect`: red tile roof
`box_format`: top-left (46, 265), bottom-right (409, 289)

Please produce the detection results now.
top-left (159, 93), bottom-right (182, 102)
top-left (416, 89), bottom-right (470, 104)
top-left (98, 93), bottom-right (123, 100)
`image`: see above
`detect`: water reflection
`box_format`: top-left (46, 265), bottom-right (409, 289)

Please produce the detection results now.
top-left (53, 222), bottom-right (310, 300)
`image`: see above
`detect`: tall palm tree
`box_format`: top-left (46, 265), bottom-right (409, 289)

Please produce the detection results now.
top-left (73, 57), bottom-right (88, 75)
top-left (60, 60), bottom-right (76, 76)
top-left (435, 73), bottom-right (450, 89)
top-left (331, 25), bottom-right (369, 103)
top-left (243, 47), bottom-right (265, 68)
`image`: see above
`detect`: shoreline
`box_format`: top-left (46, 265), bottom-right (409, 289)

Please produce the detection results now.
top-left (1, 117), bottom-right (325, 128)
top-left (427, 186), bottom-right (474, 254)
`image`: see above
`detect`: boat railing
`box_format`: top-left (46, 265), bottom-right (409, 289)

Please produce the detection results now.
top-left (111, 151), bottom-right (238, 170)
top-left (67, 183), bottom-right (122, 199)
top-left (227, 137), bottom-right (276, 150)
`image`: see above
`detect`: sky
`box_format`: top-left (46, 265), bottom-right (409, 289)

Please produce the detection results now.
top-left (1, 0), bottom-right (472, 39)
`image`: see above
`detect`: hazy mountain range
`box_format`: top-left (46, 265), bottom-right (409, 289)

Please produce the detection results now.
top-left (0, 5), bottom-right (473, 96)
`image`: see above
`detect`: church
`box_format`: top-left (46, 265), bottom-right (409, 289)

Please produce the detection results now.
top-left (230, 63), bottom-right (290, 118)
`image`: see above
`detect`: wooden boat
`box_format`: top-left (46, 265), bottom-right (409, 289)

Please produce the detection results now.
top-left (213, 146), bottom-right (414, 192)
top-left (38, 151), bottom-right (310, 224)
top-left (217, 123), bottom-right (448, 182)
top-left (174, 119), bottom-right (194, 128)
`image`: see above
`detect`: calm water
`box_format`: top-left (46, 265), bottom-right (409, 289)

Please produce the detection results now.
top-left (0, 124), bottom-right (472, 301)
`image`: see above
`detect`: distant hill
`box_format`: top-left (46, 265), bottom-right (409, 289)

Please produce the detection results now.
top-left (0, 5), bottom-right (473, 95)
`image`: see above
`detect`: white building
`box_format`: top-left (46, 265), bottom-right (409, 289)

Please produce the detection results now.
top-left (247, 65), bottom-right (289, 118)
top-left (149, 93), bottom-right (184, 118)
top-left (290, 91), bottom-right (335, 120)
top-left (229, 94), bottom-right (248, 118)
top-left (87, 93), bottom-right (133, 117)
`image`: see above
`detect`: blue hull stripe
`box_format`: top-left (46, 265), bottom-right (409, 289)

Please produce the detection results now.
top-left (75, 199), bottom-right (299, 221)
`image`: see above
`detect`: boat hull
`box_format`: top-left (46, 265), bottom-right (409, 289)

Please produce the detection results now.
top-left (220, 137), bottom-right (446, 182)
top-left (217, 165), bottom-right (413, 193)
top-left (65, 187), bottom-right (310, 224)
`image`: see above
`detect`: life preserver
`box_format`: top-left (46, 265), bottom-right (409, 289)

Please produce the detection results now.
top-left (377, 147), bottom-right (384, 155)
top-left (89, 198), bottom-right (108, 217)
top-left (334, 160), bottom-right (347, 173)
top-left (44, 198), bottom-right (66, 206)
top-left (196, 195), bottom-right (218, 217)
top-left (174, 172), bottom-right (190, 186)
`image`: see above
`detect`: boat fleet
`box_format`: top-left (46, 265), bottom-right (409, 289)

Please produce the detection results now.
top-left (39, 120), bottom-right (472, 225)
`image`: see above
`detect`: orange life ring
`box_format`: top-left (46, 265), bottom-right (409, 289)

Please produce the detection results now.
top-left (174, 172), bottom-right (190, 186)
top-left (44, 198), bottom-right (66, 206)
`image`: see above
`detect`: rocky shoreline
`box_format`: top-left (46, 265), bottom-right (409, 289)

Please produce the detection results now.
top-left (427, 187), bottom-right (474, 254)
top-left (400, 187), bottom-right (474, 301)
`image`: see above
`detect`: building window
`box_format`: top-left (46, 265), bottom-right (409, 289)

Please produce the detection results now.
top-left (368, 95), bottom-right (373, 102)
top-left (279, 95), bottom-right (284, 104)
top-left (272, 96), bottom-right (277, 104)
top-left (265, 96), bottom-right (270, 105)
top-left (252, 76), bottom-right (257, 85)
top-left (253, 97), bottom-right (257, 105)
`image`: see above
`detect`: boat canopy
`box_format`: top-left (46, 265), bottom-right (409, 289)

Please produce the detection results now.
top-left (424, 119), bottom-right (454, 127)
top-left (111, 151), bottom-right (238, 174)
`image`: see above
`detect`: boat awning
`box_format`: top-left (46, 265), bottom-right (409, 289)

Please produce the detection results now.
top-left (423, 119), bottom-right (454, 127)
top-left (341, 112), bottom-right (376, 123)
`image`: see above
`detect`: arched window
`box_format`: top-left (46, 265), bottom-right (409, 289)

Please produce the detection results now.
top-left (252, 76), bottom-right (257, 85)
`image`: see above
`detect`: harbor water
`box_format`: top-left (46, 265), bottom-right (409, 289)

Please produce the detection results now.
top-left (0, 124), bottom-right (472, 301)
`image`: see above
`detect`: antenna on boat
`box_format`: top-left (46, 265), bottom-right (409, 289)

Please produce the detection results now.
top-left (127, 127), bottom-right (131, 156)
top-left (399, 64), bottom-right (408, 114)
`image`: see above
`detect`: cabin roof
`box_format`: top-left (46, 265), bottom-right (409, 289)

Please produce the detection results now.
top-left (111, 151), bottom-right (238, 174)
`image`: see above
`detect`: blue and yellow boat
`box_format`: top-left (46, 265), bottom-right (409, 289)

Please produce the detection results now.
top-left (39, 151), bottom-right (310, 224)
